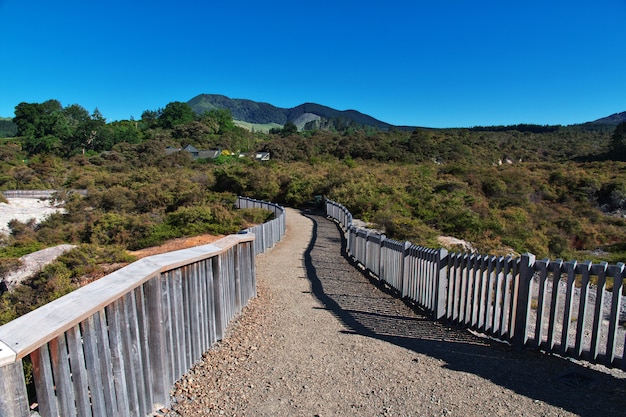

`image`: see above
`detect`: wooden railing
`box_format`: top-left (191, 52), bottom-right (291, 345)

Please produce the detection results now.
top-left (236, 196), bottom-right (286, 254)
top-left (326, 199), bottom-right (626, 371)
top-left (1, 190), bottom-right (88, 199)
top-left (0, 196), bottom-right (285, 417)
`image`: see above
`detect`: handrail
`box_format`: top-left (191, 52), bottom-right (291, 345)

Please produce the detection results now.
top-left (0, 236), bottom-right (247, 366)
top-left (0, 196), bottom-right (286, 417)
top-left (325, 198), bottom-right (625, 371)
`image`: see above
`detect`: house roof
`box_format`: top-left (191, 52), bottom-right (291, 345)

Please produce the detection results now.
top-left (183, 144), bottom-right (199, 153)
top-left (199, 150), bottom-right (221, 159)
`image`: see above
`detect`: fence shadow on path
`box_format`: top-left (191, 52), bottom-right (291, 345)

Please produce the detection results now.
top-left (302, 211), bottom-right (626, 417)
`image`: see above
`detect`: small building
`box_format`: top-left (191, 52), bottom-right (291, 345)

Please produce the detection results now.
top-left (165, 145), bottom-right (221, 160)
top-left (182, 144), bottom-right (200, 159)
top-left (198, 149), bottom-right (221, 159)
top-left (255, 151), bottom-right (270, 161)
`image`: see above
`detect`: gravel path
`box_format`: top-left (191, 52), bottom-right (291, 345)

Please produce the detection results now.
top-left (166, 209), bottom-right (626, 417)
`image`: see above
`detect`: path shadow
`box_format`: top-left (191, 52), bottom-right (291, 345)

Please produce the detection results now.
top-left (302, 211), bottom-right (626, 417)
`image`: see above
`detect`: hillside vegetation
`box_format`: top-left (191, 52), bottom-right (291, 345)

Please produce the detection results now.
top-left (1, 97), bottom-right (626, 322)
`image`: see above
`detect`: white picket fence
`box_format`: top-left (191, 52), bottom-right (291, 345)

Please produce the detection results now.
top-left (326, 199), bottom-right (626, 370)
top-left (0, 196), bottom-right (285, 417)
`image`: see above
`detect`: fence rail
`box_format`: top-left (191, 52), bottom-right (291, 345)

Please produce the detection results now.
top-left (236, 196), bottom-right (286, 255)
top-left (0, 196), bottom-right (285, 417)
top-left (1, 190), bottom-right (88, 199)
top-left (326, 199), bottom-right (626, 371)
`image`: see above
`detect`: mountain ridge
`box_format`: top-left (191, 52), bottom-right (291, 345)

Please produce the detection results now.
top-left (188, 94), bottom-right (626, 131)
top-left (588, 111), bottom-right (626, 125)
top-left (187, 94), bottom-right (393, 131)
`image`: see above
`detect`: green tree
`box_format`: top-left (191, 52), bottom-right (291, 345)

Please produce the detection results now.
top-left (610, 122), bottom-right (626, 158)
top-left (69, 108), bottom-right (109, 154)
top-left (13, 101), bottom-right (59, 138)
top-left (281, 121), bottom-right (298, 137)
top-left (140, 109), bottom-right (162, 129)
top-left (159, 102), bottom-right (196, 129)
top-left (203, 109), bottom-right (235, 133)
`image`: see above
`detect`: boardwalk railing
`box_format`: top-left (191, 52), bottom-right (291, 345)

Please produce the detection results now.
top-left (2, 190), bottom-right (88, 199)
top-left (326, 198), bottom-right (626, 371)
top-left (0, 196), bottom-right (285, 417)
top-left (236, 196), bottom-right (286, 255)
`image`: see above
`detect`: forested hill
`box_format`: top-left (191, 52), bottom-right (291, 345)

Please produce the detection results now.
top-left (187, 94), bottom-right (393, 131)
top-left (588, 111), bottom-right (626, 126)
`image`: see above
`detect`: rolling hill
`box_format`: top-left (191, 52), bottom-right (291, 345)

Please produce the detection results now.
top-left (187, 94), bottom-right (394, 131)
top-left (589, 111), bottom-right (626, 125)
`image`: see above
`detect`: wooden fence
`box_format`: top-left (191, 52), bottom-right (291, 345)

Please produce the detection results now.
top-left (0, 196), bottom-right (285, 417)
top-left (326, 199), bottom-right (626, 370)
top-left (1, 190), bottom-right (88, 199)
top-left (236, 196), bottom-right (286, 254)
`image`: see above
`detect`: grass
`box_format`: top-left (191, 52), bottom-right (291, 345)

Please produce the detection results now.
top-left (234, 120), bottom-right (282, 133)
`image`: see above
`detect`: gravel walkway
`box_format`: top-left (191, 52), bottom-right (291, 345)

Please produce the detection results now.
top-left (166, 209), bottom-right (626, 417)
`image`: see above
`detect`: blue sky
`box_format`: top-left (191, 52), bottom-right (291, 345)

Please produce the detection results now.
top-left (1, 1), bottom-right (625, 128)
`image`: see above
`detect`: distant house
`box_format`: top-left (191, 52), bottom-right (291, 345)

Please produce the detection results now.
top-left (182, 144), bottom-right (200, 159)
top-left (199, 149), bottom-right (221, 159)
top-left (165, 146), bottom-right (268, 161)
top-left (255, 151), bottom-right (270, 161)
top-left (165, 145), bottom-right (221, 160)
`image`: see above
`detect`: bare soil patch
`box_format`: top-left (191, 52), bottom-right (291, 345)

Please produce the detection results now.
top-left (128, 234), bottom-right (224, 259)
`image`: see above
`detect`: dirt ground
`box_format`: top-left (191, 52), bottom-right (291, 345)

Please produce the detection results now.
top-left (128, 234), bottom-right (224, 259)
top-left (163, 209), bottom-right (626, 417)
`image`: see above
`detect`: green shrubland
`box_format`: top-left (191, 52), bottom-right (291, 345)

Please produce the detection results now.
top-left (2, 98), bottom-right (626, 321)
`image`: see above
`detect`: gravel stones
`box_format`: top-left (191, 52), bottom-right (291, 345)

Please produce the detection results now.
top-left (164, 209), bottom-right (626, 417)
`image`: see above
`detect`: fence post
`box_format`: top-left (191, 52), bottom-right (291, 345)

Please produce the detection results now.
top-left (435, 248), bottom-right (449, 319)
top-left (513, 253), bottom-right (535, 351)
top-left (607, 263), bottom-right (625, 367)
top-left (144, 276), bottom-right (169, 406)
top-left (378, 234), bottom-right (386, 279)
top-left (0, 360), bottom-right (30, 417)
top-left (401, 241), bottom-right (411, 298)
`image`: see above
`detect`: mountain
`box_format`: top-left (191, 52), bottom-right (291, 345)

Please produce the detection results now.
top-left (589, 111), bottom-right (626, 125)
top-left (187, 94), bottom-right (393, 131)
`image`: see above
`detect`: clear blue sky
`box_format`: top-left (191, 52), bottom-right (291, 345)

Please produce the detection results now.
top-left (1, 0), bottom-right (625, 128)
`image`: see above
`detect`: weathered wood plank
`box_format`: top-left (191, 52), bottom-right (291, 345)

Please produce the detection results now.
top-left (106, 301), bottom-right (131, 416)
top-left (171, 268), bottom-right (185, 380)
top-left (533, 260), bottom-right (549, 349)
top-left (574, 262), bottom-right (592, 357)
top-left (121, 292), bottom-right (143, 417)
top-left (133, 285), bottom-right (153, 413)
top-left (606, 264), bottom-right (624, 366)
top-left (81, 314), bottom-right (109, 417)
top-left (589, 263), bottom-right (608, 361)
top-left (492, 257), bottom-right (505, 334)
top-left (560, 261), bottom-right (577, 354)
top-left (499, 257), bottom-right (513, 338)
top-left (0, 360), bottom-right (30, 417)
top-left (93, 309), bottom-right (118, 414)
top-left (65, 325), bottom-right (92, 416)
top-left (482, 257), bottom-right (495, 333)
top-left (181, 265), bottom-right (193, 370)
top-left (546, 260), bottom-right (564, 349)
top-left (50, 335), bottom-right (77, 417)
top-left (31, 344), bottom-right (59, 417)
top-left (145, 274), bottom-right (169, 409)
top-left (205, 258), bottom-right (217, 346)
top-left (159, 271), bottom-right (176, 387)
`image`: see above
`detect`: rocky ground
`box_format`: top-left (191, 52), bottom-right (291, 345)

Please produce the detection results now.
top-left (0, 197), bottom-right (63, 235)
top-left (0, 195), bottom-right (223, 290)
top-left (162, 209), bottom-right (626, 417)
